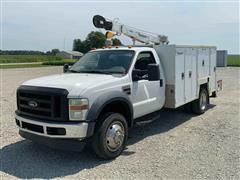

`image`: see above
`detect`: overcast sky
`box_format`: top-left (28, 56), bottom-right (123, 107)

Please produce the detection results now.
top-left (1, 1), bottom-right (239, 54)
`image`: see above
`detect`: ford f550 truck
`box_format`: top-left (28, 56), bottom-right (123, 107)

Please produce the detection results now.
top-left (15, 15), bottom-right (222, 159)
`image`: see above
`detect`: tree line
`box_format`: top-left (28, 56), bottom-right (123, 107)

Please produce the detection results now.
top-left (73, 31), bottom-right (122, 53)
top-left (0, 50), bottom-right (45, 55)
top-left (0, 49), bottom-right (60, 56)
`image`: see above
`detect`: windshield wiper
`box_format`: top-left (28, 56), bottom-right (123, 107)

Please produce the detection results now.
top-left (81, 70), bottom-right (111, 74)
top-left (68, 70), bottom-right (121, 75)
top-left (107, 71), bottom-right (125, 74)
top-left (68, 69), bottom-right (80, 73)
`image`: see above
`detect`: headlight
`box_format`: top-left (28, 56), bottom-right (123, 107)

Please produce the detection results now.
top-left (69, 99), bottom-right (89, 120)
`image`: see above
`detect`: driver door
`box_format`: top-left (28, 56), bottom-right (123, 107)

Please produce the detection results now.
top-left (131, 51), bottom-right (162, 118)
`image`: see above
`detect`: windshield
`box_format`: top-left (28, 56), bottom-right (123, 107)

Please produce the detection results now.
top-left (69, 50), bottom-right (135, 75)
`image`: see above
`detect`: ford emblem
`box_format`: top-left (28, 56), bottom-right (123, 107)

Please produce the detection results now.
top-left (28, 101), bottom-right (38, 108)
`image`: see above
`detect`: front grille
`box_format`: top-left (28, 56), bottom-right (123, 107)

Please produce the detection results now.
top-left (17, 86), bottom-right (69, 121)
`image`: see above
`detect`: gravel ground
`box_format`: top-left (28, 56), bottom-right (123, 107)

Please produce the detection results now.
top-left (0, 67), bottom-right (239, 179)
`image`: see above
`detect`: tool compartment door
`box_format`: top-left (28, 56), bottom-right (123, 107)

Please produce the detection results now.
top-left (175, 48), bottom-right (185, 107)
top-left (198, 48), bottom-right (210, 78)
top-left (209, 47), bottom-right (217, 93)
top-left (184, 48), bottom-right (197, 102)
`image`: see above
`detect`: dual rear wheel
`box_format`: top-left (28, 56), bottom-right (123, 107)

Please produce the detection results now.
top-left (192, 88), bottom-right (209, 114)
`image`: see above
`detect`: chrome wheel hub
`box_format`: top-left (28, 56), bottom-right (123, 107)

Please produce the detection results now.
top-left (200, 92), bottom-right (207, 110)
top-left (106, 122), bottom-right (125, 152)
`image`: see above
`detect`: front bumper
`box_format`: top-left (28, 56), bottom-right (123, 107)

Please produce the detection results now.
top-left (15, 114), bottom-right (95, 139)
top-left (19, 130), bottom-right (87, 152)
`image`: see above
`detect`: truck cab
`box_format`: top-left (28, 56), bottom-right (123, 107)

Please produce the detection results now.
top-left (16, 47), bottom-right (166, 159)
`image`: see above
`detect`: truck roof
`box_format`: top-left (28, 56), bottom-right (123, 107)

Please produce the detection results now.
top-left (92, 44), bottom-right (216, 52)
top-left (93, 46), bottom-right (153, 52)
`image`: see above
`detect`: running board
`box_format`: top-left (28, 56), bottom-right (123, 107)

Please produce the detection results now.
top-left (134, 111), bottom-right (160, 125)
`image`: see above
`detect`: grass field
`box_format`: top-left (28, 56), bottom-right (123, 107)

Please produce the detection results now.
top-left (0, 55), bottom-right (62, 64)
top-left (0, 59), bottom-right (78, 69)
top-left (0, 54), bottom-right (78, 69)
top-left (227, 55), bottom-right (240, 67)
top-left (42, 59), bottom-right (77, 66)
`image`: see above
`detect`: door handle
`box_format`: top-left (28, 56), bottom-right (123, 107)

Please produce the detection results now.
top-left (181, 72), bottom-right (185, 80)
top-left (160, 79), bottom-right (163, 87)
top-left (189, 71), bottom-right (192, 78)
top-left (202, 60), bottom-right (205, 66)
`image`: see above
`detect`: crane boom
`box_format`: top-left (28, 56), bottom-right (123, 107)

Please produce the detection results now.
top-left (93, 15), bottom-right (169, 45)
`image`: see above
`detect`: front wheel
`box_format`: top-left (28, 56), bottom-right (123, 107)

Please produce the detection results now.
top-left (92, 112), bottom-right (128, 159)
top-left (192, 88), bottom-right (209, 114)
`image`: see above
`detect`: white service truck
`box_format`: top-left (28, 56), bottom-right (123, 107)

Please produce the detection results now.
top-left (15, 15), bottom-right (221, 159)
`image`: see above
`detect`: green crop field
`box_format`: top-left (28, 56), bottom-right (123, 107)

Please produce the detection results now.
top-left (42, 59), bottom-right (78, 66)
top-left (0, 55), bottom-right (63, 64)
top-left (227, 55), bottom-right (240, 67)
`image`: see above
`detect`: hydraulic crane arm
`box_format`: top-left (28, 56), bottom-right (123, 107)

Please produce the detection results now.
top-left (93, 15), bottom-right (169, 45)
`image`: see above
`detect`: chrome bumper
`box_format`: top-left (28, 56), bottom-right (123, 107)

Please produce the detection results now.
top-left (15, 115), bottom-right (89, 139)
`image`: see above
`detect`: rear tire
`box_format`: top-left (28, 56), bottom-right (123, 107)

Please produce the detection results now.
top-left (192, 88), bottom-right (208, 114)
top-left (92, 112), bottom-right (128, 159)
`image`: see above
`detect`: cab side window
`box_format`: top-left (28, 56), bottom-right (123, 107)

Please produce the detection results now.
top-left (134, 51), bottom-right (156, 76)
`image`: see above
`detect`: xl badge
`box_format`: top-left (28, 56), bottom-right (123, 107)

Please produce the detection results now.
top-left (28, 101), bottom-right (38, 108)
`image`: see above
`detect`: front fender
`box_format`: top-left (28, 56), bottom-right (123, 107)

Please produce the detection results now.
top-left (86, 91), bottom-right (133, 124)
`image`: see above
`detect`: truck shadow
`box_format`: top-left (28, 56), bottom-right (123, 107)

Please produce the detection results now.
top-left (0, 106), bottom-right (215, 179)
top-left (127, 106), bottom-right (215, 147)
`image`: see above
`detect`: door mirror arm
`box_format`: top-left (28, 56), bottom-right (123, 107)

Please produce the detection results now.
top-left (63, 64), bottom-right (69, 73)
top-left (132, 69), bottom-right (141, 81)
top-left (132, 69), bottom-right (148, 81)
top-left (132, 65), bottom-right (160, 82)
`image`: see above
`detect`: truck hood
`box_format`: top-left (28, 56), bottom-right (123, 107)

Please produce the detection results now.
top-left (23, 73), bottom-right (119, 97)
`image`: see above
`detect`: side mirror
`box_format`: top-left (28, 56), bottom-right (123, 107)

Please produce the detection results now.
top-left (148, 64), bottom-right (160, 81)
top-left (63, 64), bottom-right (69, 73)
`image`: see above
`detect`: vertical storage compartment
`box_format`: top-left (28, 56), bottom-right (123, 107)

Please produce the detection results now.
top-left (197, 48), bottom-right (210, 79)
top-left (209, 47), bottom-right (217, 93)
top-left (175, 48), bottom-right (185, 106)
top-left (175, 47), bottom-right (198, 107)
top-left (184, 48), bottom-right (197, 102)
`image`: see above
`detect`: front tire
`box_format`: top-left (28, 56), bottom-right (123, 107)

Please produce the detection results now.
top-left (92, 112), bottom-right (128, 159)
top-left (192, 88), bottom-right (209, 114)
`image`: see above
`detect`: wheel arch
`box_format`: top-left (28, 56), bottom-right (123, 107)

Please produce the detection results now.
top-left (86, 91), bottom-right (134, 128)
top-left (200, 83), bottom-right (209, 91)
